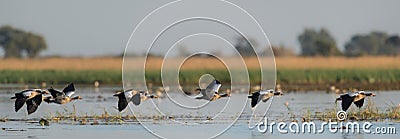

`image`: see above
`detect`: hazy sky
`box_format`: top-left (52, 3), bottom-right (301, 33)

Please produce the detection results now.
top-left (1, 0), bottom-right (399, 56)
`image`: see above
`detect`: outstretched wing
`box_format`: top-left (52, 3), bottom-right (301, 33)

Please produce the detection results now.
top-left (250, 92), bottom-right (260, 108)
top-left (131, 93), bottom-right (141, 105)
top-left (26, 94), bottom-right (43, 115)
top-left (203, 80), bottom-right (221, 99)
top-left (15, 97), bottom-right (26, 112)
top-left (118, 97), bottom-right (128, 111)
top-left (353, 98), bottom-right (365, 108)
top-left (340, 94), bottom-right (355, 111)
top-left (113, 92), bottom-right (128, 112)
top-left (63, 83), bottom-right (75, 97)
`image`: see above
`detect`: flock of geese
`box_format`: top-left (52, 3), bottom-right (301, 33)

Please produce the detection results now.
top-left (10, 80), bottom-right (376, 115)
top-left (11, 83), bottom-right (82, 115)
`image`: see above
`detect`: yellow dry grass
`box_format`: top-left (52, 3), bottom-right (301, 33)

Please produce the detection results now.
top-left (0, 56), bottom-right (399, 70)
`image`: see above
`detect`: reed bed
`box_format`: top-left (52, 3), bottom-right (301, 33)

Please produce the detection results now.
top-left (0, 56), bottom-right (400, 90)
top-left (1, 69), bottom-right (399, 90)
top-left (285, 98), bottom-right (400, 122)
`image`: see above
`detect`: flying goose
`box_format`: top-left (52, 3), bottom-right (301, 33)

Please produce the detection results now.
top-left (248, 90), bottom-right (283, 109)
top-left (11, 89), bottom-right (48, 114)
top-left (47, 83), bottom-right (82, 104)
top-left (113, 89), bottom-right (157, 112)
top-left (335, 91), bottom-right (376, 111)
top-left (185, 80), bottom-right (230, 101)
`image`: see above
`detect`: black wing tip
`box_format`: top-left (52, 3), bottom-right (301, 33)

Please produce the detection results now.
top-left (63, 82), bottom-right (75, 92)
top-left (118, 105), bottom-right (124, 112)
top-left (251, 103), bottom-right (257, 108)
top-left (118, 102), bottom-right (128, 112)
top-left (250, 96), bottom-right (259, 108)
top-left (27, 109), bottom-right (35, 115)
top-left (26, 98), bottom-right (41, 115)
top-left (214, 80), bottom-right (221, 84)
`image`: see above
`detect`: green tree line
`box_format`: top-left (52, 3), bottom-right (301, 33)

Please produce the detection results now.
top-left (235, 28), bottom-right (400, 57)
top-left (297, 28), bottom-right (400, 57)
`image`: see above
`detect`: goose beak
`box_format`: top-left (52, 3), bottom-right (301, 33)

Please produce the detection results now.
top-left (371, 93), bottom-right (376, 97)
top-left (151, 95), bottom-right (158, 99)
top-left (274, 92), bottom-right (283, 96)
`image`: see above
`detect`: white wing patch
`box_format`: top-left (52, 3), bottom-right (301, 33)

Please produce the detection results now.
top-left (22, 90), bottom-right (33, 97)
top-left (65, 91), bottom-right (75, 97)
top-left (124, 90), bottom-right (134, 101)
top-left (258, 90), bottom-right (270, 95)
top-left (213, 84), bottom-right (221, 93)
top-left (348, 92), bottom-right (359, 97)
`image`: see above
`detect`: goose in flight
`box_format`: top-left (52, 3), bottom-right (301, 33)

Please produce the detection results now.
top-left (11, 89), bottom-right (48, 115)
top-left (47, 83), bottom-right (82, 104)
top-left (185, 80), bottom-right (230, 101)
top-left (248, 90), bottom-right (283, 109)
top-left (335, 91), bottom-right (376, 111)
top-left (113, 89), bottom-right (157, 112)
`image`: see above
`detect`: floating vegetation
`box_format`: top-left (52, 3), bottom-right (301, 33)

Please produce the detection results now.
top-left (284, 99), bottom-right (400, 122)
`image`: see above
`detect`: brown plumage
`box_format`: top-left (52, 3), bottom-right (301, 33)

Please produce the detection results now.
top-left (248, 90), bottom-right (283, 109)
top-left (11, 89), bottom-right (48, 115)
top-left (186, 80), bottom-right (230, 101)
top-left (113, 90), bottom-right (158, 112)
top-left (47, 83), bottom-right (82, 104)
top-left (335, 91), bottom-right (376, 111)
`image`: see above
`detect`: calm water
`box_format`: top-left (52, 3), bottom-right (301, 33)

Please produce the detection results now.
top-left (0, 85), bottom-right (399, 139)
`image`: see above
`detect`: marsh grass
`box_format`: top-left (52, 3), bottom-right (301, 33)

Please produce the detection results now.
top-left (3, 103), bottom-right (400, 126)
top-left (284, 99), bottom-right (400, 122)
top-left (1, 69), bottom-right (399, 91)
top-left (1, 56), bottom-right (400, 90)
top-left (386, 103), bottom-right (400, 119)
top-left (38, 106), bottom-right (233, 125)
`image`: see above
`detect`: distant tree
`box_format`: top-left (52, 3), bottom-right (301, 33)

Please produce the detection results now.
top-left (0, 25), bottom-right (47, 58)
top-left (345, 31), bottom-right (399, 56)
top-left (234, 37), bottom-right (257, 57)
top-left (383, 35), bottom-right (400, 55)
top-left (24, 33), bottom-right (47, 58)
top-left (298, 28), bottom-right (341, 57)
top-left (178, 45), bottom-right (190, 57)
top-left (271, 45), bottom-right (296, 57)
